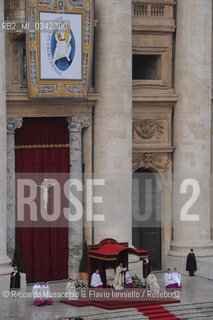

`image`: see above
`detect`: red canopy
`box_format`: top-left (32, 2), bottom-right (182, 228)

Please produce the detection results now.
top-left (88, 238), bottom-right (148, 261)
top-left (88, 238), bottom-right (148, 287)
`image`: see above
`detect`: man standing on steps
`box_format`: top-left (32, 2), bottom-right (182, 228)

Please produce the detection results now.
top-left (186, 249), bottom-right (197, 276)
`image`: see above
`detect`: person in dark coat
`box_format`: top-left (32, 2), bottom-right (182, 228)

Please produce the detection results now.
top-left (143, 258), bottom-right (152, 280)
top-left (10, 266), bottom-right (21, 291)
top-left (186, 249), bottom-right (197, 276)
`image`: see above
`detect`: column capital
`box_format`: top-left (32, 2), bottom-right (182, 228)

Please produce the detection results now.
top-left (7, 117), bottom-right (23, 134)
top-left (67, 116), bottom-right (90, 132)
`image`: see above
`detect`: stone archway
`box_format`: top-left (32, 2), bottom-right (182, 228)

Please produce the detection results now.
top-left (132, 152), bottom-right (172, 270)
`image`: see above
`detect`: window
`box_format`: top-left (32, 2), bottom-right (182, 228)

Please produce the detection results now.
top-left (132, 54), bottom-right (161, 80)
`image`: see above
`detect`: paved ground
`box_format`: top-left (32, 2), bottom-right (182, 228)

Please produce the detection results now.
top-left (1, 273), bottom-right (213, 320)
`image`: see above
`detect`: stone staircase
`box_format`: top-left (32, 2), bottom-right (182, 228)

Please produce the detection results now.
top-left (75, 302), bottom-right (213, 320)
top-left (71, 309), bottom-right (148, 319)
top-left (166, 301), bottom-right (213, 319)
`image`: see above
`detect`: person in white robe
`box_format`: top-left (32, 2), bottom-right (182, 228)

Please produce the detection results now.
top-left (91, 269), bottom-right (103, 288)
top-left (124, 268), bottom-right (133, 288)
top-left (164, 269), bottom-right (177, 289)
top-left (66, 278), bottom-right (78, 300)
top-left (113, 263), bottom-right (125, 290)
top-left (32, 281), bottom-right (42, 306)
top-left (41, 281), bottom-right (53, 305)
top-left (147, 272), bottom-right (160, 292)
top-left (172, 268), bottom-right (182, 289)
top-left (106, 268), bottom-right (115, 287)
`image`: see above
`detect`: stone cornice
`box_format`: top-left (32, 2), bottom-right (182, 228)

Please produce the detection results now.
top-left (133, 147), bottom-right (174, 153)
top-left (6, 92), bottom-right (99, 103)
top-left (132, 0), bottom-right (176, 4)
top-left (133, 93), bottom-right (178, 103)
top-left (6, 93), bottom-right (98, 118)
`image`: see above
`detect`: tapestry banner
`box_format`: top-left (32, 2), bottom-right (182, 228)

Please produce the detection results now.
top-left (26, 0), bottom-right (94, 99)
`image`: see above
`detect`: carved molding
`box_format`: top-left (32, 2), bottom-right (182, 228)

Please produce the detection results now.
top-left (7, 117), bottom-right (23, 134)
top-left (133, 120), bottom-right (165, 141)
top-left (69, 245), bottom-right (82, 258)
top-left (132, 152), bottom-right (171, 173)
top-left (67, 116), bottom-right (90, 132)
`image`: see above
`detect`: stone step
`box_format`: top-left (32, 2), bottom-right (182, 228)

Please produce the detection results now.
top-left (166, 302), bottom-right (213, 310)
top-left (81, 310), bottom-right (148, 320)
top-left (184, 318), bottom-right (213, 320)
top-left (83, 314), bottom-right (147, 320)
top-left (76, 302), bottom-right (213, 320)
top-left (82, 308), bottom-right (213, 320)
top-left (174, 311), bottom-right (213, 319)
top-left (169, 307), bottom-right (213, 314)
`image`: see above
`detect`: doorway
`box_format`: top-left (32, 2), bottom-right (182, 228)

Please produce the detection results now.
top-left (132, 167), bottom-right (162, 269)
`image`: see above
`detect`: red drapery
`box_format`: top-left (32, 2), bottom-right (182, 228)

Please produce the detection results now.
top-left (15, 118), bottom-right (69, 283)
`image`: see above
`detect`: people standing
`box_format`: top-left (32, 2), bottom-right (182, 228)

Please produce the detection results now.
top-left (143, 258), bottom-right (152, 284)
top-left (113, 263), bottom-right (125, 290)
top-left (186, 249), bottom-right (197, 276)
top-left (10, 266), bottom-right (21, 296)
top-left (90, 269), bottom-right (103, 288)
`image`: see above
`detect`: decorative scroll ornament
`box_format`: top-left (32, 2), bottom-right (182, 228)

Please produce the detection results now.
top-left (67, 116), bottom-right (90, 132)
top-left (26, 0), bottom-right (94, 99)
top-left (7, 118), bottom-right (23, 134)
top-left (132, 153), bottom-right (171, 173)
top-left (133, 120), bottom-right (165, 140)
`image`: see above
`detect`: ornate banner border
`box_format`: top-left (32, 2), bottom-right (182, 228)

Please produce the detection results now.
top-left (26, 0), bottom-right (94, 99)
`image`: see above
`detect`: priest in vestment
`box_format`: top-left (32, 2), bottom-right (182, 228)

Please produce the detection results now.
top-left (147, 271), bottom-right (160, 292)
top-left (113, 263), bottom-right (125, 290)
top-left (90, 269), bottom-right (103, 288)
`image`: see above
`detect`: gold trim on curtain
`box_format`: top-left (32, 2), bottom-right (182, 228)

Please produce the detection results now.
top-left (15, 144), bottom-right (70, 150)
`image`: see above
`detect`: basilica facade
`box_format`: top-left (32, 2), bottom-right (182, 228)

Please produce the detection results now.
top-left (0, 0), bottom-right (212, 285)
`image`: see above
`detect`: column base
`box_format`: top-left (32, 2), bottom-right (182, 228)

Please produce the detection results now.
top-left (169, 240), bottom-right (213, 257)
top-left (0, 255), bottom-right (12, 276)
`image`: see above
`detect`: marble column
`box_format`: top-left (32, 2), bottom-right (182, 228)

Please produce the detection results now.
top-left (67, 116), bottom-right (89, 279)
top-left (7, 118), bottom-right (23, 259)
top-left (93, 0), bottom-right (132, 243)
top-left (170, 0), bottom-right (213, 256)
top-left (0, 0), bottom-right (12, 276)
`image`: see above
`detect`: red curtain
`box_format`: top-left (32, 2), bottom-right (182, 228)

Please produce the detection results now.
top-left (15, 118), bottom-right (69, 283)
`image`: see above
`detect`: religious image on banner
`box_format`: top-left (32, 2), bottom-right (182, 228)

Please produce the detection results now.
top-left (26, 0), bottom-right (94, 99)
